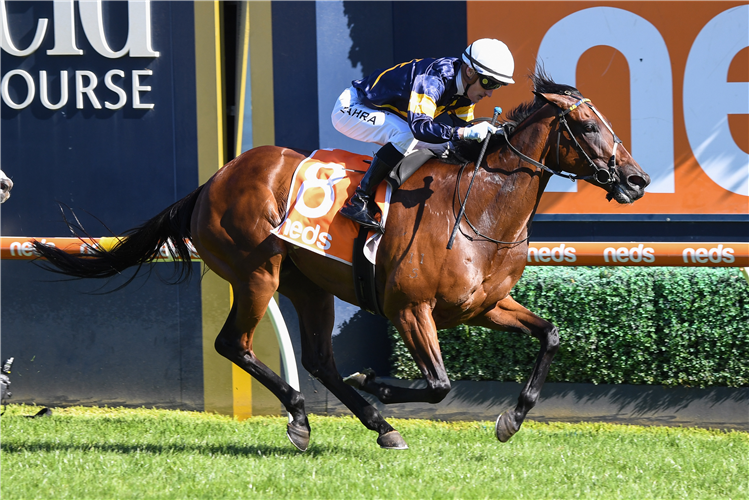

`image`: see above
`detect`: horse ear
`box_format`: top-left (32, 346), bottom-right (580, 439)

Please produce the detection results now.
top-left (532, 91), bottom-right (548, 102)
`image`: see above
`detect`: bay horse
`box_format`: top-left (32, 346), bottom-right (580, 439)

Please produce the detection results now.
top-left (33, 73), bottom-right (650, 451)
top-left (0, 169), bottom-right (13, 203)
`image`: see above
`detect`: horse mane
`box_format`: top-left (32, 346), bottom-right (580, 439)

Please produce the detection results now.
top-left (444, 69), bottom-right (583, 165)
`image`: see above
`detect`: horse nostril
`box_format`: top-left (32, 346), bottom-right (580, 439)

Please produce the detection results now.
top-left (628, 175), bottom-right (647, 189)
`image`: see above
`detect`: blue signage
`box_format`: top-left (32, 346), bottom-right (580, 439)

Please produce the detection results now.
top-left (1, 0), bottom-right (198, 235)
top-left (1, 0), bottom-right (204, 409)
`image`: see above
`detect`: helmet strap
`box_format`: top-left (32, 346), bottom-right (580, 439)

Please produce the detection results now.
top-left (463, 63), bottom-right (480, 87)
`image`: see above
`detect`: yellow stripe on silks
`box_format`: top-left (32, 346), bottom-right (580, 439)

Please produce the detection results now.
top-left (408, 92), bottom-right (437, 118)
top-left (371, 59), bottom-right (422, 89)
top-left (377, 102), bottom-right (408, 119)
top-left (454, 105), bottom-right (475, 123)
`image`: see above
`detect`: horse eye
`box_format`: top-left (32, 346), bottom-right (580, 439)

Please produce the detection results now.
top-left (583, 122), bottom-right (597, 133)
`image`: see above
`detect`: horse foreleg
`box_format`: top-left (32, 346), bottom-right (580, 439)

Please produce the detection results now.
top-left (348, 303), bottom-right (452, 405)
top-left (468, 295), bottom-right (559, 442)
top-left (278, 261), bottom-right (407, 450)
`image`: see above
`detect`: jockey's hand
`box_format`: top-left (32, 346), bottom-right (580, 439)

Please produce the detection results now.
top-left (460, 122), bottom-right (498, 141)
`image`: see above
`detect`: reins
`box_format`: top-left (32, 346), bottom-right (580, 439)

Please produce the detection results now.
top-left (446, 107), bottom-right (502, 250)
top-left (504, 97), bottom-right (619, 185)
top-left (452, 160), bottom-right (535, 247)
top-left (448, 96), bottom-right (622, 249)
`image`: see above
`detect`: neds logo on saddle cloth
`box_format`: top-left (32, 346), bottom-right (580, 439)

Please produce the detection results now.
top-left (271, 149), bottom-right (390, 265)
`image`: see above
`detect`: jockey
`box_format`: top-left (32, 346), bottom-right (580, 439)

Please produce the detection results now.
top-left (332, 38), bottom-right (515, 231)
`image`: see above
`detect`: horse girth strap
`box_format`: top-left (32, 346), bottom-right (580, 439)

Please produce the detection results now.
top-left (352, 226), bottom-right (385, 317)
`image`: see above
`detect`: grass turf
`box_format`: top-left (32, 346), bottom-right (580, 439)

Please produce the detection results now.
top-left (1, 405), bottom-right (747, 499)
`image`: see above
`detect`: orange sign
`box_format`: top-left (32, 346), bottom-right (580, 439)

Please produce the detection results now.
top-left (468, 1), bottom-right (748, 214)
top-left (4, 237), bottom-right (746, 267)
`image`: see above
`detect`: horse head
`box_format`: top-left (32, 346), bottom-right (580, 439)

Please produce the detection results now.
top-left (536, 91), bottom-right (650, 204)
top-left (0, 169), bottom-right (12, 204)
top-left (453, 73), bottom-right (650, 205)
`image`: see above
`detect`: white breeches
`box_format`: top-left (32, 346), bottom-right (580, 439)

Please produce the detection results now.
top-left (331, 86), bottom-right (448, 155)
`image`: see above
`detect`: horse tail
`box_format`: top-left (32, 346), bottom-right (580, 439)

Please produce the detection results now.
top-left (32, 185), bottom-right (205, 286)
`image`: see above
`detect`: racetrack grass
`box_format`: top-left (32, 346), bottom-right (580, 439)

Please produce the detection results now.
top-left (1, 405), bottom-right (746, 499)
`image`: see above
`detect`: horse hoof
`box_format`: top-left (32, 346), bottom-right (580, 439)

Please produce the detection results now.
top-left (495, 411), bottom-right (518, 443)
top-left (377, 430), bottom-right (408, 450)
top-left (286, 423), bottom-right (310, 452)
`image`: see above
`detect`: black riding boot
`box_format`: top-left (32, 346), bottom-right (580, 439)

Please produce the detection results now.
top-left (339, 143), bottom-right (403, 232)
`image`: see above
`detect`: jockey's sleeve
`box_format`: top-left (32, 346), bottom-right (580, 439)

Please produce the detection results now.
top-left (352, 57), bottom-right (474, 144)
top-left (407, 74), bottom-right (474, 143)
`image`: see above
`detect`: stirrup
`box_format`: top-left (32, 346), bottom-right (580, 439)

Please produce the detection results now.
top-left (340, 205), bottom-right (382, 232)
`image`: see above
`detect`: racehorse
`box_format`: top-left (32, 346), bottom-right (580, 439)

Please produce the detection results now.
top-left (0, 169), bottom-right (13, 203)
top-left (33, 73), bottom-right (650, 451)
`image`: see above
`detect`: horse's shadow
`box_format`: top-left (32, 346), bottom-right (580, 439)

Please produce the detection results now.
top-left (390, 176), bottom-right (434, 211)
top-left (389, 177), bottom-right (434, 262)
top-left (0, 436), bottom-right (356, 458)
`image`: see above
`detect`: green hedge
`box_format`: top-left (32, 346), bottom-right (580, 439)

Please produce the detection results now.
top-left (389, 267), bottom-right (749, 387)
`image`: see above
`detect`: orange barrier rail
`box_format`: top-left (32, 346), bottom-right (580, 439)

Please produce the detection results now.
top-left (525, 242), bottom-right (748, 267)
top-left (0, 237), bottom-right (200, 261)
top-left (2, 237), bottom-right (748, 267)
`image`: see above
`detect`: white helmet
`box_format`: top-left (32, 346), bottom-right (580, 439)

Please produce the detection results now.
top-left (462, 38), bottom-right (515, 85)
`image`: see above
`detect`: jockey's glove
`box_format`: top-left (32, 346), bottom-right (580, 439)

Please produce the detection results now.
top-left (460, 122), bottom-right (498, 141)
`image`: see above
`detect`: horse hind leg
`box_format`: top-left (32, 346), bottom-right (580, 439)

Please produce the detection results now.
top-left (468, 295), bottom-right (559, 442)
top-left (214, 275), bottom-right (311, 451)
top-left (278, 261), bottom-right (407, 450)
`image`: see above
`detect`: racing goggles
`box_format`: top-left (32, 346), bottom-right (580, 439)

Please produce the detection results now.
top-left (478, 76), bottom-right (505, 90)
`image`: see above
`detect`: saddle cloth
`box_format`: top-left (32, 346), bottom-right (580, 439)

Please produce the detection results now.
top-left (271, 149), bottom-right (391, 265)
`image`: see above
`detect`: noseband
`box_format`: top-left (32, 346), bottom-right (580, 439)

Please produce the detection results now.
top-left (503, 97), bottom-right (622, 185)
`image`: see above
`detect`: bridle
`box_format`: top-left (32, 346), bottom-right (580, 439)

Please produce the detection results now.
top-left (449, 96), bottom-right (623, 248)
top-left (502, 96), bottom-right (622, 185)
